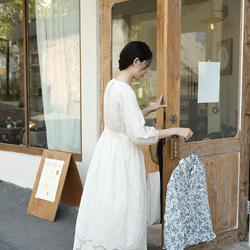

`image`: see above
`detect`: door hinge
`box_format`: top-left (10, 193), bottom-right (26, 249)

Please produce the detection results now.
top-left (247, 201), bottom-right (250, 215)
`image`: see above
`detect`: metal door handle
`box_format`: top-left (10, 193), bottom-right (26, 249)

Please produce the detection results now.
top-left (169, 136), bottom-right (179, 160)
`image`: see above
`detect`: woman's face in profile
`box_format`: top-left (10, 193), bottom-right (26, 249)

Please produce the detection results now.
top-left (133, 60), bottom-right (151, 80)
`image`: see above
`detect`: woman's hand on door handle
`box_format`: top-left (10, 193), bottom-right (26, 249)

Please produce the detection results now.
top-left (158, 127), bottom-right (193, 141)
top-left (175, 127), bottom-right (193, 141)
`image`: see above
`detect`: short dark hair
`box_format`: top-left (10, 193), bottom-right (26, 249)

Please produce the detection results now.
top-left (118, 41), bottom-right (153, 70)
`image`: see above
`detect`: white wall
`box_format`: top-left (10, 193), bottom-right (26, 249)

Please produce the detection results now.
top-left (78, 0), bottom-right (100, 183)
top-left (0, 0), bottom-right (100, 189)
top-left (0, 151), bottom-right (41, 188)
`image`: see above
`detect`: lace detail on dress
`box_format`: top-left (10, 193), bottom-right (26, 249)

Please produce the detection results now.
top-left (74, 235), bottom-right (120, 250)
top-left (74, 235), bottom-right (106, 250)
top-left (73, 234), bottom-right (141, 250)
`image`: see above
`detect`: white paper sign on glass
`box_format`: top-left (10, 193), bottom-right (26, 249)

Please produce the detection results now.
top-left (198, 61), bottom-right (220, 103)
top-left (35, 158), bottom-right (64, 202)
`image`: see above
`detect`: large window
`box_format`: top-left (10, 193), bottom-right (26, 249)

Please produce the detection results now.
top-left (0, 0), bottom-right (81, 155)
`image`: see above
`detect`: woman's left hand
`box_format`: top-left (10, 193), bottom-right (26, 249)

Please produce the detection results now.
top-left (142, 94), bottom-right (167, 116)
top-left (151, 94), bottom-right (168, 112)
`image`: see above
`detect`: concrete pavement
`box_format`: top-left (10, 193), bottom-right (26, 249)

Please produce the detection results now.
top-left (0, 180), bottom-right (249, 250)
top-left (0, 180), bottom-right (161, 250)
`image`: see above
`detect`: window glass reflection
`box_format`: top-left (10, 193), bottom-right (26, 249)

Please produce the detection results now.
top-left (180, 0), bottom-right (241, 141)
top-left (0, 0), bottom-right (25, 145)
top-left (112, 0), bottom-right (157, 126)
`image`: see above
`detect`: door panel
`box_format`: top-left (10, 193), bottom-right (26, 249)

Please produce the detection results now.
top-left (205, 154), bottom-right (238, 232)
top-left (161, 0), bottom-right (245, 249)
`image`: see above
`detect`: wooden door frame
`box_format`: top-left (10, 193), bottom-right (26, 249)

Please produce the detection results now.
top-left (99, 0), bottom-right (125, 132)
top-left (158, 0), bottom-right (181, 213)
top-left (99, 0), bottom-right (250, 247)
top-left (241, 0), bottom-right (250, 241)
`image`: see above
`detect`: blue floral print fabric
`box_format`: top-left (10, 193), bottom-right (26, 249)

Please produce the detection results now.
top-left (163, 154), bottom-right (216, 250)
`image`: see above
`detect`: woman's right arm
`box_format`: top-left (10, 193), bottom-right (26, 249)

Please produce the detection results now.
top-left (158, 127), bottom-right (193, 141)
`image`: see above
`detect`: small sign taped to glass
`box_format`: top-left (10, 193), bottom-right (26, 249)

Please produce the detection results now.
top-left (198, 61), bottom-right (220, 103)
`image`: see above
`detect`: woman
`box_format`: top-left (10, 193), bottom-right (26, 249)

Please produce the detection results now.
top-left (73, 41), bottom-right (193, 250)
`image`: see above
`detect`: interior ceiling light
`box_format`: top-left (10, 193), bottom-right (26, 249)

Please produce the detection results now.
top-left (200, 4), bottom-right (228, 31)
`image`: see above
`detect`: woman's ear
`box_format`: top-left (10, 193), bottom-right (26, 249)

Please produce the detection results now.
top-left (133, 57), bottom-right (140, 67)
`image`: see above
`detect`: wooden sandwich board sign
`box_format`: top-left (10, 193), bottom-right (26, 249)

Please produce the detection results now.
top-left (27, 149), bottom-right (83, 222)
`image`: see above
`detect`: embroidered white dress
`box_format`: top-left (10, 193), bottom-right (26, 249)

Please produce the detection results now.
top-left (163, 154), bottom-right (216, 250)
top-left (73, 79), bottom-right (158, 250)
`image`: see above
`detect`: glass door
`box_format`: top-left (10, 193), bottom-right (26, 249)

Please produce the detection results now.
top-left (161, 0), bottom-right (244, 248)
top-left (179, 0), bottom-right (242, 243)
top-left (100, 0), bottom-right (162, 247)
top-left (100, 0), bottom-right (247, 248)
top-left (104, 0), bottom-right (161, 175)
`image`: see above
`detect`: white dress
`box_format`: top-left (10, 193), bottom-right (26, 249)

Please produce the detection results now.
top-left (73, 79), bottom-right (158, 250)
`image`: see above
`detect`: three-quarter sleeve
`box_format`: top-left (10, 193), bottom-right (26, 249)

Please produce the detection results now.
top-left (120, 86), bottom-right (159, 145)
